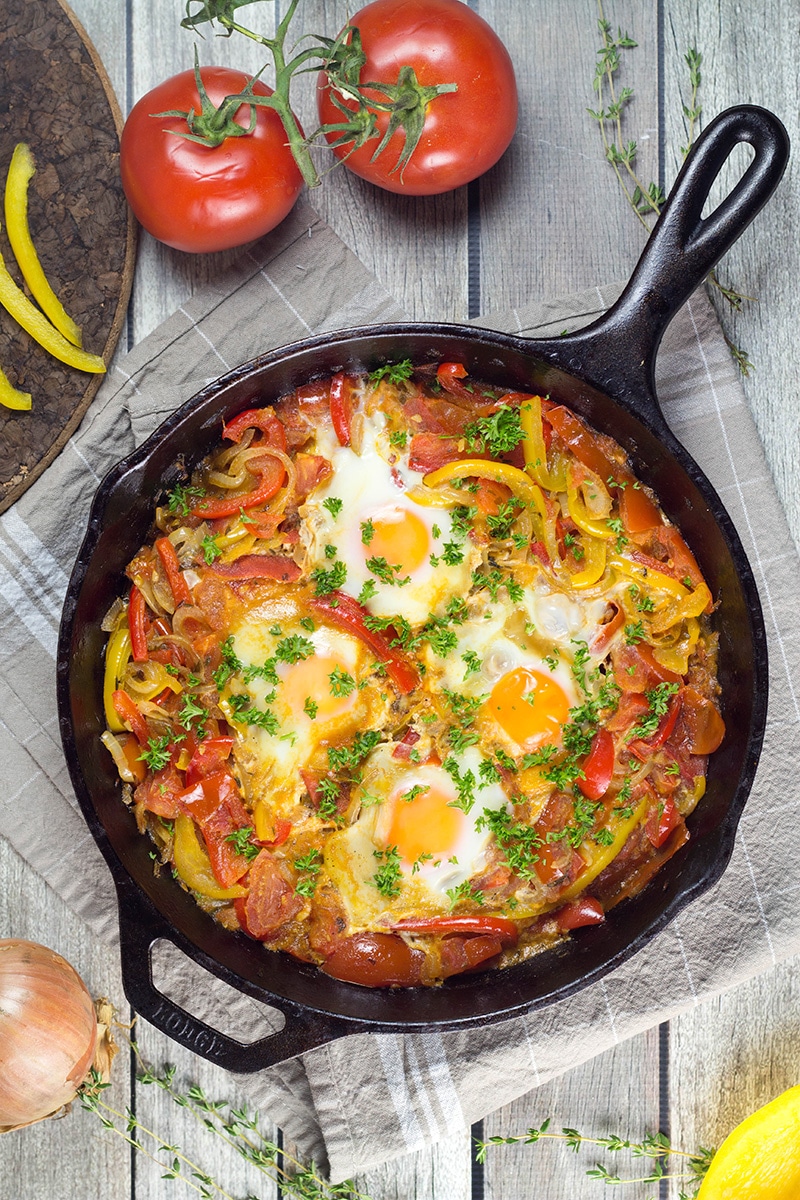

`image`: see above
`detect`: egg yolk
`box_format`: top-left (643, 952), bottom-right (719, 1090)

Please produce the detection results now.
top-left (385, 784), bottom-right (464, 866)
top-left (280, 653), bottom-right (357, 722)
top-left (488, 666), bottom-right (571, 748)
top-left (366, 505), bottom-right (430, 575)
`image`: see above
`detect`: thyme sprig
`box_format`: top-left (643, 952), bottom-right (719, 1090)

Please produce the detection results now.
top-left (590, 2), bottom-right (754, 374)
top-left (79, 1053), bottom-right (374, 1200)
top-left (475, 1117), bottom-right (715, 1196)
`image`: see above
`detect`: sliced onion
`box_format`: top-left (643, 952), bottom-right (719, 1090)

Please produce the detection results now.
top-left (0, 940), bottom-right (98, 1131)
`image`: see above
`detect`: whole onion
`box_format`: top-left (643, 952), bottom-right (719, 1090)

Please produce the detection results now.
top-left (0, 939), bottom-right (98, 1131)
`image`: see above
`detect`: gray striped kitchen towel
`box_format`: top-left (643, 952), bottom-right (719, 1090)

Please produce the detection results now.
top-left (1, 199), bottom-right (798, 1182)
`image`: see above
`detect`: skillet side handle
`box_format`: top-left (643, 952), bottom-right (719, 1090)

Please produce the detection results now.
top-left (559, 106), bottom-right (789, 410)
top-left (116, 887), bottom-right (356, 1073)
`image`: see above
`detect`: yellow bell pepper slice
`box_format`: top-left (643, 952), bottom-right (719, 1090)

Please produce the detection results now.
top-left (0, 364), bottom-right (31, 410)
top-left (559, 798), bottom-right (647, 900)
top-left (520, 397), bottom-right (564, 491)
top-left (103, 626), bottom-right (132, 732)
top-left (173, 815), bottom-right (248, 901)
top-left (608, 554), bottom-right (690, 600)
top-left (4, 144), bottom-right (82, 347)
top-left (566, 534), bottom-right (607, 589)
top-left (0, 244), bottom-right (105, 374)
top-left (652, 617), bottom-right (700, 674)
top-left (565, 464), bottom-right (616, 540)
top-left (650, 581), bottom-right (712, 633)
top-left (423, 458), bottom-right (548, 519)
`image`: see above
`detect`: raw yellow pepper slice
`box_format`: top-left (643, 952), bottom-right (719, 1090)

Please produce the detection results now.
top-left (0, 364), bottom-right (31, 410)
top-left (558, 798), bottom-right (647, 900)
top-left (0, 243), bottom-right (105, 375)
top-left (173, 815), bottom-right (248, 901)
top-left (4, 144), bottom-right (82, 347)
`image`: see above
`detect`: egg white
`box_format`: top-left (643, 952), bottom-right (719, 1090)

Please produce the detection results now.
top-left (324, 745), bottom-right (510, 928)
top-left (301, 411), bottom-right (477, 624)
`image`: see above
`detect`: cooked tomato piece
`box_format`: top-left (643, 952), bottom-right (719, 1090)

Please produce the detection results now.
top-left (211, 555), bottom-right (301, 582)
top-left (178, 771), bottom-right (252, 888)
top-left (235, 851), bottom-right (303, 941)
top-left (294, 453), bottom-right (333, 499)
top-left (185, 737), bottom-right (234, 785)
top-left (135, 763), bottom-right (185, 819)
top-left (408, 431), bottom-right (469, 473)
top-left (676, 686), bottom-right (726, 754)
top-left (438, 934), bottom-right (504, 978)
top-left (321, 933), bottom-right (425, 987)
top-left (612, 642), bottom-right (682, 692)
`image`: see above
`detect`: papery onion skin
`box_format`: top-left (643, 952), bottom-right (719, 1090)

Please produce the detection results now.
top-left (0, 939), bottom-right (97, 1131)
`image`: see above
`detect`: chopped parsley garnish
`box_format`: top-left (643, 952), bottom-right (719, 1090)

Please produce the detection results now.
top-left (361, 519), bottom-right (375, 545)
top-left (371, 846), bottom-right (403, 897)
top-left (462, 649), bottom-right (482, 679)
top-left (166, 482), bottom-right (205, 515)
top-left (303, 697), bottom-right (319, 720)
top-left (446, 880), bottom-right (484, 908)
top-left (477, 807), bottom-right (542, 880)
top-left (628, 583), bottom-right (655, 612)
top-left (628, 681), bottom-right (680, 741)
top-left (242, 658), bottom-right (280, 687)
top-left (228, 694), bottom-right (280, 735)
top-left (275, 635), bottom-right (315, 665)
top-left (487, 499), bottom-right (521, 540)
top-left (213, 636), bottom-right (243, 690)
top-left (311, 560), bottom-right (347, 596)
top-left (327, 730), bottom-right (382, 774)
top-left (294, 850), bottom-right (323, 897)
top-left (329, 666), bottom-right (356, 697)
top-left (324, 544), bottom-right (338, 559)
top-left (299, 616), bottom-right (316, 632)
top-left (471, 566), bottom-right (523, 603)
top-left (323, 496), bottom-right (343, 519)
top-left (368, 359), bottom-right (414, 387)
top-left (317, 777), bottom-right (341, 820)
top-left (389, 429), bottom-right (408, 449)
top-left (201, 534), bottom-right (221, 564)
top-left (464, 404), bottom-right (525, 457)
top-left (443, 756), bottom-right (477, 813)
top-left (225, 827), bottom-right (260, 862)
top-left (366, 556), bottom-right (410, 586)
top-left (357, 579), bottom-right (379, 606)
top-left (402, 784), bottom-right (429, 804)
top-left (521, 744), bottom-right (558, 769)
top-left (138, 735), bottom-right (172, 771)
top-left (624, 620), bottom-right (646, 645)
top-left (177, 694), bottom-right (209, 736)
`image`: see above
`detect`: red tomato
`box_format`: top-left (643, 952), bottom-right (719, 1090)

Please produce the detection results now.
top-left (120, 67), bottom-right (304, 253)
top-left (317, 0), bottom-right (518, 195)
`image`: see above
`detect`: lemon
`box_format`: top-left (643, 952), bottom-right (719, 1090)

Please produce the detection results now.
top-left (697, 1086), bottom-right (800, 1199)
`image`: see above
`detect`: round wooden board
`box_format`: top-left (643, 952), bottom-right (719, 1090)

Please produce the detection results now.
top-left (0, 0), bottom-right (136, 514)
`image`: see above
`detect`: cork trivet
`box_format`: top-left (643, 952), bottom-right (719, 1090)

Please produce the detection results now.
top-left (0, 0), bottom-right (136, 513)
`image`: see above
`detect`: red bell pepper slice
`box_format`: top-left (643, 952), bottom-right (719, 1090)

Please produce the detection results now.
top-left (309, 591), bottom-right (421, 695)
top-left (211, 554), bottom-right (301, 582)
top-left (178, 770), bottom-right (252, 887)
top-left (392, 728), bottom-right (421, 760)
top-left (191, 452), bottom-right (287, 520)
top-left (577, 728), bottom-right (615, 801)
top-left (588, 602), bottom-right (625, 657)
top-left (262, 817), bottom-right (292, 847)
top-left (391, 915), bottom-right (519, 946)
top-left (222, 407), bottom-right (288, 450)
top-left (155, 537), bottom-right (193, 608)
top-left (128, 584), bottom-right (149, 663)
top-left (329, 373), bottom-right (355, 447)
top-left (112, 689), bottom-right (149, 745)
top-left (554, 896), bottom-right (605, 930)
top-left (645, 795), bottom-right (682, 848)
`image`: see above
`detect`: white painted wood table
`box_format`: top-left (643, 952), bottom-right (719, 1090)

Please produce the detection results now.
top-left (2, 2), bottom-right (798, 1198)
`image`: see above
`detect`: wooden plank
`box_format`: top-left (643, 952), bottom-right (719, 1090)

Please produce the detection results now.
top-left (482, 1026), bottom-right (662, 1199)
top-left (479, 0), bottom-right (661, 308)
top-left (662, 4), bottom-right (800, 1189)
top-left (0, 840), bottom-right (131, 1200)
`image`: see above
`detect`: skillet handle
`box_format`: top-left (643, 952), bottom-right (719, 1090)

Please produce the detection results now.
top-left (549, 105), bottom-right (789, 412)
top-left (115, 883), bottom-right (359, 1073)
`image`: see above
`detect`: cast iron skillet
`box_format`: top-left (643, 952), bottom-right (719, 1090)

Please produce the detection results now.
top-left (58, 106), bottom-right (787, 1072)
